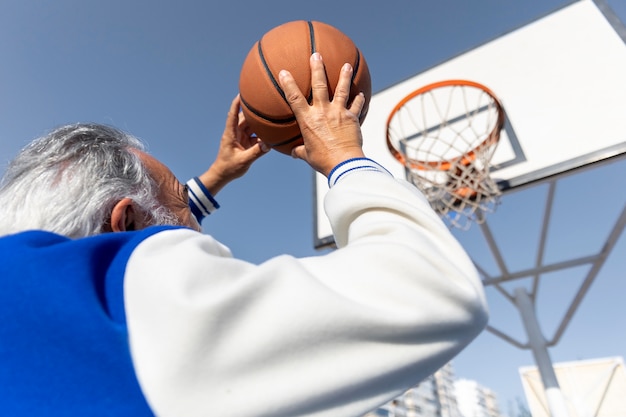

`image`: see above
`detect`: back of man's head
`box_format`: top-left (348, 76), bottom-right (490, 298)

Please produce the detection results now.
top-left (0, 123), bottom-right (170, 238)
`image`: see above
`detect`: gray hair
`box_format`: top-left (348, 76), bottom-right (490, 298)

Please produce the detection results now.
top-left (0, 123), bottom-right (182, 238)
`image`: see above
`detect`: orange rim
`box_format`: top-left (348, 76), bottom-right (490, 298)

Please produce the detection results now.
top-left (386, 79), bottom-right (505, 171)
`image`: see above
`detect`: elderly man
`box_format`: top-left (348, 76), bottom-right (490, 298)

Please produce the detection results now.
top-left (0, 54), bottom-right (488, 417)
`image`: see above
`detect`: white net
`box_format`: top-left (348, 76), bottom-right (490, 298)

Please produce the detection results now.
top-left (387, 81), bottom-right (504, 229)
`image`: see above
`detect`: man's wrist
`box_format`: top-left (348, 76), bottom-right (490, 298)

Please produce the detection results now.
top-left (327, 158), bottom-right (392, 188)
top-left (187, 177), bottom-right (220, 224)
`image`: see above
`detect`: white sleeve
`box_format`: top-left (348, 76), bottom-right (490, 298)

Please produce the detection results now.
top-left (124, 169), bottom-right (488, 417)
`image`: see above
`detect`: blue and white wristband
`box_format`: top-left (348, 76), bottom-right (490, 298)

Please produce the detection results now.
top-left (187, 177), bottom-right (220, 224)
top-left (327, 157), bottom-right (392, 188)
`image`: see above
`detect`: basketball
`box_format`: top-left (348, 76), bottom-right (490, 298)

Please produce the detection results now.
top-left (238, 20), bottom-right (371, 155)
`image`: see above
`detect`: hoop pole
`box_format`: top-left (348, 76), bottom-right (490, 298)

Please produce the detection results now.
top-left (514, 287), bottom-right (570, 417)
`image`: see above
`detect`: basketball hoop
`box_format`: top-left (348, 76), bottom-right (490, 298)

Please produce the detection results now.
top-left (386, 80), bottom-right (505, 229)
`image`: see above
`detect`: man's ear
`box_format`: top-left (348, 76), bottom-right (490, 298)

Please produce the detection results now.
top-left (110, 198), bottom-right (140, 232)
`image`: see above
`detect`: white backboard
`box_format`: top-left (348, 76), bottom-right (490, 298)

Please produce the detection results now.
top-left (519, 357), bottom-right (626, 417)
top-left (314, 0), bottom-right (626, 249)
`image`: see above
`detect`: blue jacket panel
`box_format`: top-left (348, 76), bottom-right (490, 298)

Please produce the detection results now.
top-left (0, 227), bottom-right (178, 416)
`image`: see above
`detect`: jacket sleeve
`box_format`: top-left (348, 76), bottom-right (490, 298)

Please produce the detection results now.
top-left (124, 166), bottom-right (488, 417)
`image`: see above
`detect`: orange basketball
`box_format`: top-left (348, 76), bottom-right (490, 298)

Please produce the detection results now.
top-left (238, 20), bottom-right (371, 155)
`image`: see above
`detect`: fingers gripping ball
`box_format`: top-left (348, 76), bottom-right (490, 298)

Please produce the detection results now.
top-left (238, 20), bottom-right (372, 155)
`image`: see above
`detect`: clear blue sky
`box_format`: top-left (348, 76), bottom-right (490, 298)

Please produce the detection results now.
top-left (1, 0), bottom-right (625, 412)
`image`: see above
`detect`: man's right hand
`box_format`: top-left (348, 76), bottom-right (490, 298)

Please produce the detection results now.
top-left (278, 52), bottom-right (366, 177)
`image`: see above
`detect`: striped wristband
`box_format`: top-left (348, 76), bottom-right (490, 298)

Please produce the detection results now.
top-left (187, 177), bottom-right (220, 224)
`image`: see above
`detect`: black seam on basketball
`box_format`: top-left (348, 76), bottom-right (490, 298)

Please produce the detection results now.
top-left (257, 40), bottom-right (286, 102)
top-left (240, 95), bottom-right (296, 124)
top-left (353, 49), bottom-right (361, 85)
top-left (307, 21), bottom-right (314, 103)
top-left (353, 49), bottom-right (367, 123)
top-left (308, 21), bottom-right (316, 54)
top-left (271, 133), bottom-right (302, 148)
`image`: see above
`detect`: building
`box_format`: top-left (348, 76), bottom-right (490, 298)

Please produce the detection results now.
top-left (436, 362), bottom-right (463, 417)
top-left (454, 378), bottom-right (502, 417)
top-left (363, 362), bottom-right (475, 417)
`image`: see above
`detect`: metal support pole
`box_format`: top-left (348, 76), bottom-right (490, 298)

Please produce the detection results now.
top-left (514, 287), bottom-right (570, 417)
